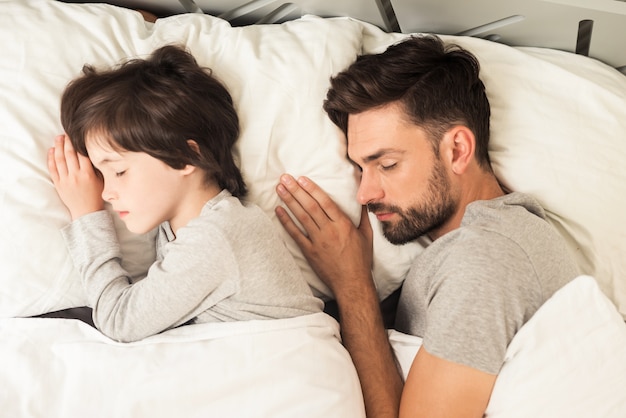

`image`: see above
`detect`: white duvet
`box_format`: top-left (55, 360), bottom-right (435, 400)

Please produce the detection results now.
top-left (0, 312), bottom-right (365, 417)
top-left (1, 276), bottom-right (624, 417)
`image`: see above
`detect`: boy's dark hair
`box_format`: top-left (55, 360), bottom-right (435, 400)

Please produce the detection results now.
top-left (323, 35), bottom-right (492, 171)
top-left (61, 45), bottom-right (247, 197)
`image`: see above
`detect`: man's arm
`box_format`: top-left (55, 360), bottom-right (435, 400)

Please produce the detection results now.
top-left (401, 346), bottom-right (497, 417)
top-left (276, 174), bottom-right (403, 418)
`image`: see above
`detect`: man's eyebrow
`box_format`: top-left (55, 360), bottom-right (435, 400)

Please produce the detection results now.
top-left (362, 148), bottom-right (404, 163)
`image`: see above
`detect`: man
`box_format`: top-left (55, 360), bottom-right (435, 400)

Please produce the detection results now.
top-left (275, 35), bottom-right (579, 418)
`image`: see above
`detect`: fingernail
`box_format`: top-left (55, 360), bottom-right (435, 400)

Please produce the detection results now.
top-left (280, 174), bottom-right (292, 184)
top-left (276, 184), bottom-right (287, 195)
top-left (297, 176), bottom-right (308, 186)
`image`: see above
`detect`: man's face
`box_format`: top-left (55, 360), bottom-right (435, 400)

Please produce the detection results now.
top-left (347, 103), bottom-right (458, 244)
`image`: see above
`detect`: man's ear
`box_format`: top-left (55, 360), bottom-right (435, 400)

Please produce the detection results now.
top-left (443, 126), bottom-right (475, 175)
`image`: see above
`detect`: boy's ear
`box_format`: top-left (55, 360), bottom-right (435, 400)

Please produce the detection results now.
top-left (187, 139), bottom-right (201, 154)
top-left (443, 126), bottom-right (475, 175)
top-left (180, 139), bottom-right (200, 175)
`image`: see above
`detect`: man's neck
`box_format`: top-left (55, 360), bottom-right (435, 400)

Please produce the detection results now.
top-left (428, 171), bottom-right (504, 241)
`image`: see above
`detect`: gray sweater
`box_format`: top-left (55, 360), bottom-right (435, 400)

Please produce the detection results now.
top-left (62, 190), bottom-right (323, 342)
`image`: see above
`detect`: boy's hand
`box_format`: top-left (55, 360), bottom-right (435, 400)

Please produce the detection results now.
top-left (48, 134), bottom-right (104, 220)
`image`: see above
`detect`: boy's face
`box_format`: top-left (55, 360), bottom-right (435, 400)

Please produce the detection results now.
top-left (85, 133), bottom-right (191, 235)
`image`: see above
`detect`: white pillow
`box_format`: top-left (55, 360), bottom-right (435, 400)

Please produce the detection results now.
top-left (0, 1), bottom-right (159, 317)
top-left (4, 0), bottom-right (625, 320)
top-left (474, 41), bottom-right (626, 320)
top-left (486, 275), bottom-right (626, 417)
top-left (359, 25), bottom-right (626, 319)
top-left (389, 276), bottom-right (626, 416)
top-left (0, 0), bottom-right (416, 317)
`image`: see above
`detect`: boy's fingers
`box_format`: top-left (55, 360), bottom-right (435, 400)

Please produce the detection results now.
top-left (62, 135), bottom-right (80, 172)
top-left (77, 152), bottom-right (95, 173)
top-left (53, 135), bottom-right (68, 177)
top-left (47, 148), bottom-right (59, 183)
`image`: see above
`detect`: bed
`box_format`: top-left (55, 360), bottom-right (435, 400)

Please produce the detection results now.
top-left (1, 0), bottom-right (626, 416)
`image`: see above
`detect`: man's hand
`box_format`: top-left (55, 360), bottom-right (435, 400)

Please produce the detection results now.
top-left (276, 173), bottom-right (404, 418)
top-left (275, 174), bottom-right (373, 297)
top-left (48, 134), bottom-right (104, 220)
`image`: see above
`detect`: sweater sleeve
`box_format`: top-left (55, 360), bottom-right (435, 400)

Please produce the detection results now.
top-left (62, 210), bottom-right (238, 342)
top-left (62, 211), bottom-right (128, 307)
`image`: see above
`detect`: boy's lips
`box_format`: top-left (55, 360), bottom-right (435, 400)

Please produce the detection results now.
top-left (116, 211), bottom-right (129, 219)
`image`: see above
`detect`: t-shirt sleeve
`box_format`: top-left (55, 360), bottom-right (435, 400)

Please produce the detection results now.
top-left (422, 230), bottom-right (541, 375)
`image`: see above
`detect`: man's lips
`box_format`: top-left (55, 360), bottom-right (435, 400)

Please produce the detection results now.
top-left (367, 203), bottom-right (396, 222)
top-left (373, 212), bottom-right (395, 222)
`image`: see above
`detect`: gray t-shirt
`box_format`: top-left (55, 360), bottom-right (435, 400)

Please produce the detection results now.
top-left (395, 192), bottom-right (579, 374)
top-left (62, 190), bottom-right (323, 342)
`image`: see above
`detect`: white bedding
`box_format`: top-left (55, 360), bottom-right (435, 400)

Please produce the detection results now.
top-left (390, 275), bottom-right (626, 417)
top-left (1, 276), bottom-right (623, 417)
top-left (2, 0), bottom-right (626, 416)
top-left (0, 312), bottom-right (365, 417)
top-left (2, 0), bottom-right (626, 319)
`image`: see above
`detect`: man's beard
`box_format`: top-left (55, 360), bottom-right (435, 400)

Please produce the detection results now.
top-left (367, 159), bottom-right (457, 245)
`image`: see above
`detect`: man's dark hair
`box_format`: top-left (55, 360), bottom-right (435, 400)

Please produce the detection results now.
top-left (323, 35), bottom-right (492, 171)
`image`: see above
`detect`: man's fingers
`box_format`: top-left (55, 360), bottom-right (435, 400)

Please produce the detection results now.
top-left (278, 174), bottom-right (346, 227)
top-left (359, 205), bottom-right (374, 242)
top-left (275, 206), bottom-right (311, 249)
top-left (293, 176), bottom-right (345, 223)
top-left (276, 180), bottom-right (323, 235)
top-left (277, 174), bottom-right (330, 231)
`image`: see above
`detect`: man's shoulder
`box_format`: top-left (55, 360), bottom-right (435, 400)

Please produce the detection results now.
top-left (463, 192), bottom-right (546, 228)
top-left (458, 192), bottom-right (566, 257)
top-left (410, 190), bottom-right (577, 293)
